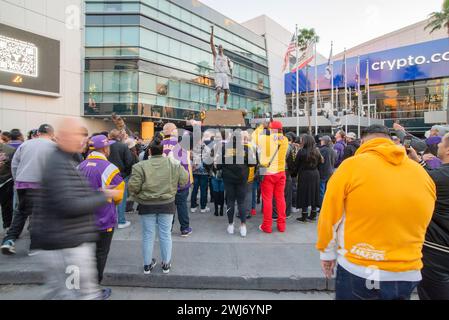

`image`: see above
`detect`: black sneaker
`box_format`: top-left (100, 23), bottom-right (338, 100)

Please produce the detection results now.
top-left (307, 212), bottom-right (317, 222)
top-left (296, 217), bottom-right (307, 224)
top-left (162, 263), bottom-right (172, 274)
top-left (144, 259), bottom-right (157, 275)
top-left (101, 288), bottom-right (112, 300)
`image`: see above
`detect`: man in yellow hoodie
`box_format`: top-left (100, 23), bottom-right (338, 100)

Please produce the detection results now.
top-left (317, 125), bottom-right (436, 300)
top-left (254, 121), bottom-right (289, 233)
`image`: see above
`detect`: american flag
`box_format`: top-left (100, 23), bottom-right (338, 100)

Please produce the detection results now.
top-left (291, 44), bottom-right (314, 73)
top-left (282, 35), bottom-right (297, 72)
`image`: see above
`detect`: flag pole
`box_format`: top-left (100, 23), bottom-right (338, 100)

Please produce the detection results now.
top-left (344, 48), bottom-right (348, 133)
top-left (357, 56), bottom-right (361, 138)
top-left (295, 25), bottom-right (300, 136)
top-left (366, 59), bottom-right (371, 126)
top-left (330, 41), bottom-right (334, 116)
top-left (314, 41), bottom-right (318, 135)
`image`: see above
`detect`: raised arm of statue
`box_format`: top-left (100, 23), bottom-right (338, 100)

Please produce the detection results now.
top-left (210, 25), bottom-right (217, 58)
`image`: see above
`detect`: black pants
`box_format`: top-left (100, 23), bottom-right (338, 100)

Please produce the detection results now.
top-left (0, 180), bottom-right (13, 229)
top-left (418, 246), bottom-right (449, 300)
top-left (96, 229), bottom-right (114, 284)
top-left (3, 188), bottom-right (37, 243)
top-left (224, 182), bottom-right (247, 224)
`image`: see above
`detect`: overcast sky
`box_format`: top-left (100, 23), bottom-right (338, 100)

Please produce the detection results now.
top-left (199, 0), bottom-right (443, 55)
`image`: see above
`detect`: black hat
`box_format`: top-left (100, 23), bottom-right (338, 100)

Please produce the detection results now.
top-left (38, 124), bottom-right (54, 134)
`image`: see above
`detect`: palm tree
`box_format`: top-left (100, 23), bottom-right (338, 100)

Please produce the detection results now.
top-left (425, 0), bottom-right (449, 35)
top-left (296, 28), bottom-right (319, 134)
top-left (251, 105), bottom-right (262, 118)
top-left (297, 28), bottom-right (319, 50)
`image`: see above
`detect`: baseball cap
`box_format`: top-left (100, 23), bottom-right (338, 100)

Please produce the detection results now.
top-left (319, 135), bottom-right (332, 143)
top-left (269, 121), bottom-right (283, 130)
top-left (347, 132), bottom-right (357, 140)
top-left (90, 135), bottom-right (115, 150)
top-left (38, 124), bottom-right (54, 134)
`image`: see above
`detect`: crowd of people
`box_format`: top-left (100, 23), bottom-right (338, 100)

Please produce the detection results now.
top-left (0, 118), bottom-right (448, 300)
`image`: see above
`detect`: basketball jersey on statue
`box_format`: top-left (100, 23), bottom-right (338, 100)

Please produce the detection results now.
top-left (214, 54), bottom-right (230, 74)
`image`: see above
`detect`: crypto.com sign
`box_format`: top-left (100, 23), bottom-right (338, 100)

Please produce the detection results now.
top-left (285, 38), bottom-right (449, 93)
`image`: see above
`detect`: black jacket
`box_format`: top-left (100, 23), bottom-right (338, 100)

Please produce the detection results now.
top-left (425, 163), bottom-right (449, 251)
top-left (0, 143), bottom-right (15, 185)
top-left (318, 145), bottom-right (336, 181)
top-left (108, 141), bottom-right (136, 178)
top-left (32, 148), bottom-right (107, 250)
top-left (219, 143), bottom-right (256, 185)
top-left (342, 141), bottom-right (361, 161)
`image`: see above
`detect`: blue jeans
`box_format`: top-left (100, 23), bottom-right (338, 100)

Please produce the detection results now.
top-left (319, 180), bottom-right (328, 209)
top-left (191, 175), bottom-right (208, 209)
top-left (251, 180), bottom-right (260, 210)
top-left (140, 214), bottom-right (174, 266)
top-left (117, 177), bottom-right (129, 224)
top-left (335, 265), bottom-right (419, 300)
top-left (175, 189), bottom-right (190, 232)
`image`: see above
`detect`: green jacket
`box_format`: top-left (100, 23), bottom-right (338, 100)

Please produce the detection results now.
top-left (129, 155), bottom-right (189, 205)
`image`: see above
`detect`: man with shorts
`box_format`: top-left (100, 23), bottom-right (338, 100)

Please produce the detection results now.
top-left (210, 26), bottom-right (233, 110)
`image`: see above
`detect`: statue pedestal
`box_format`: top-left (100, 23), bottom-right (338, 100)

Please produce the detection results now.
top-left (202, 110), bottom-right (246, 127)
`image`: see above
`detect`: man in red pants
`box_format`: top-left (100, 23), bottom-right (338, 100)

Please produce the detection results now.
top-left (254, 121), bottom-right (288, 233)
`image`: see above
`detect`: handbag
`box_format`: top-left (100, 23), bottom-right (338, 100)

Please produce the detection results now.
top-left (256, 144), bottom-right (281, 183)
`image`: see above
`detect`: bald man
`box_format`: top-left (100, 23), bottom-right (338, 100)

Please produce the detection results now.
top-left (31, 118), bottom-right (119, 300)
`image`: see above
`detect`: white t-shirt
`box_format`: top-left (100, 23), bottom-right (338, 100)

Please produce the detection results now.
top-left (214, 54), bottom-right (230, 74)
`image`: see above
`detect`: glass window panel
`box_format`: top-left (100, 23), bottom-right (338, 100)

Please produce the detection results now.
top-left (140, 93), bottom-right (156, 105)
top-left (141, 29), bottom-right (157, 50)
top-left (140, 48), bottom-right (157, 62)
top-left (180, 9), bottom-right (191, 24)
top-left (168, 80), bottom-right (180, 99)
top-left (140, 73), bottom-right (157, 94)
top-left (157, 35), bottom-right (169, 55)
top-left (169, 38), bottom-right (181, 57)
top-left (157, 77), bottom-right (169, 96)
top-left (103, 93), bottom-right (119, 103)
top-left (156, 96), bottom-right (167, 106)
top-left (104, 27), bottom-right (120, 46)
top-left (121, 27), bottom-right (139, 46)
top-left (180, 82), bottom-right (190, 100)
top-left (103, 47), bottom-right (121, 56)
top-left (86, 27), bottom-right (103, 46)
top-left (191, 85), bottom-right (200, 103)
top-left (120, 72), bottom-right (137, 91)
top-left (103, 72), bottom-right (120, 92)
top-left (86, 72), bottom-right (103, 92)
top-left (86, 3), bottom-right (103, 12)
top-left (180, 43), bottom-right (191, 62)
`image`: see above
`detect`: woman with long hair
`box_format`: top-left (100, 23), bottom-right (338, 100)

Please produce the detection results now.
top-left (295, 134), bottom-right (322, 223)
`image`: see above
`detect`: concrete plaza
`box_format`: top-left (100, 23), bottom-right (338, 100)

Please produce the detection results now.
top-left (0, 203), bottom-right (331, 293)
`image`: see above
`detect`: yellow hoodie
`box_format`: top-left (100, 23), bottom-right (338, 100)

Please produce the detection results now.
top-left (317, 138), bottom-right (436, 276)
top-left (252, 125), bottom-right (288, 175)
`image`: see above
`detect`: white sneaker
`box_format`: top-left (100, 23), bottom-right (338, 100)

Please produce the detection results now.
top-left (191, 207), bottom-right (198, 213)
top-left (118, 221), bottom-right (131, 229)
top-left (240, 225), bottom-right (247, 238)
top-left (201, 207), bottom-right (211, 214)
top-left (28, 250), bottom-right (41, 257)
top-left (227, 224), bottom-right (234, 235)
